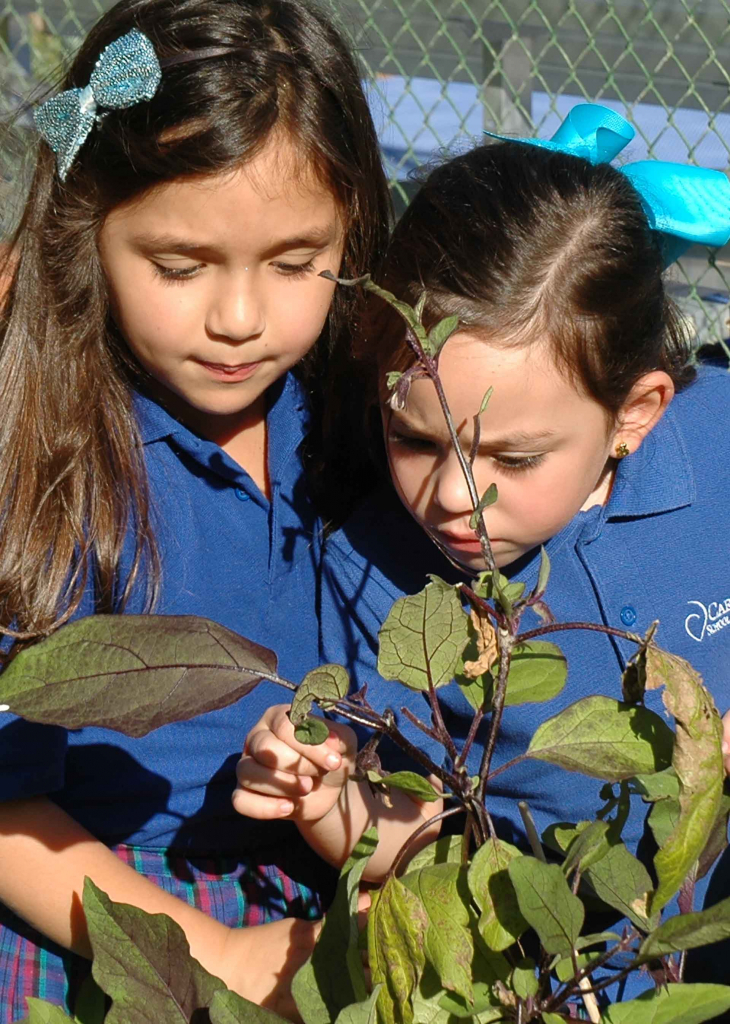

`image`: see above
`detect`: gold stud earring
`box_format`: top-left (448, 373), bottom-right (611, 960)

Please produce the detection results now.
top-left (615, 441), bottom-right (630, 458)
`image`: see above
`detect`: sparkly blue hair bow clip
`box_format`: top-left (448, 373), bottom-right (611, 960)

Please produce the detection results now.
top-left (485, 103), bottom-right (730, 268)
top-left (34, 28), bottom-right (162, 181)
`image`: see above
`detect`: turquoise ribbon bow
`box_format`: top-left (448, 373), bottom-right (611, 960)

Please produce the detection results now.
top-left (34, 29), bottom-right (162, 181)
top-left (485, 103), bottom-right (730, 267)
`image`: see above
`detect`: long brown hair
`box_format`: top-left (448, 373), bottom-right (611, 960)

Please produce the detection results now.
top-left (0, 0), bottom-right (390, 644)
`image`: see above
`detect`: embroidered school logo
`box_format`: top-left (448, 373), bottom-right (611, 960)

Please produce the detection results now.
top-left (685, 597), bottom-right (730, 642)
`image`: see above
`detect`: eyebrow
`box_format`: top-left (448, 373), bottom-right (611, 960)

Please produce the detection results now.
top-left (390, 416), bottom-right (557, 450)
top-left (131, 227), bottom-right (336, 256)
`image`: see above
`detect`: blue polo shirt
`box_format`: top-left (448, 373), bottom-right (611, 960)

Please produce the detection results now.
top-left (321, 365), bottom-right (730, 984)
top-left (0, 372), bottom-right (322, 853)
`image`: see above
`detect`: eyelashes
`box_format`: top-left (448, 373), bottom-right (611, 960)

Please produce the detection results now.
top-left (151, 259), bottom-right (317, 285)
top-left (388, 432), bottom-right (546, 474)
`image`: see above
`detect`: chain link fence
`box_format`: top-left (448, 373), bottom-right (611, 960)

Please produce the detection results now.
top-left (2, 0), bottom-right (730, 351)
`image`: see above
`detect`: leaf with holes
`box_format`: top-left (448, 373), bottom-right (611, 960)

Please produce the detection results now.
top-left (290, 665), bottom-right (350, 726)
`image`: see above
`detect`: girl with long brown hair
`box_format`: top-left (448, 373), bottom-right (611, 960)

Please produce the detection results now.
top-left (0, 0), bottom-right (390, 1017)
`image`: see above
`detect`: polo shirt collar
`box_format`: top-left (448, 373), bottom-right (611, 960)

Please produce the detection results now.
top-left (605, 401), bottom-right (694, 520)
top-left (132, 372), bottom-right (310, 452)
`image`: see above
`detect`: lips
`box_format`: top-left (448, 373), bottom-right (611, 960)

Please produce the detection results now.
top-left (196, 359), bottom-right (261, 382)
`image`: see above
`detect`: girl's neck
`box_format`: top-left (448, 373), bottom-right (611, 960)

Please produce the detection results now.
top-left (156, 387), bottom-right (271, 499)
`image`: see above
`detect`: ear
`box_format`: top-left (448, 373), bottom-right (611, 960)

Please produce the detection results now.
top-left (613, 371), bottom-right (675, 454)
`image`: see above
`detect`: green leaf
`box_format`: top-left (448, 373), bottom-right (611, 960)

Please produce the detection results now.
top-left (377, 577), bottom-right (470, 691)
top-left (478, 387), bottom-right (494, 417)
top-left (468, 838), bottom-right (528, 951)
top-left (526, 696), bottom-right (674, 781)
top-left (369, 876), bottom-right (428, 1024)
top-left (697, 786), bottom-right (730, 879)
top-left (427, 315), bottom-right (460, 357)
top-left (415, 290), bottom-right (427, 321)
top-left (294, 716), bottom-right (331, 746)
top-left (334, 988), bottom-right (382, 1024)
top-left (634, 768), bottom-right (681, 802)
top-left (543, 1015), bottom-right (568, 1024)
top-left (457, 641), bottom-right (566, 712)
top-left (562, 820), bottom-right (612, 876)
top-left (535, 547), bottom-right (551, 598)
top-left (358, 276), bottom-right (429, 346)
top-left (293, 829), bottom-right (378, 1023)
top-left (368, 771), bottom-right (441, 802)
top-left (553, 951), bottom-right (594, 983)
top-left (73, 976), bottom-right (107, 1024)
top-left (387, 371), bottom-right (404, 391)
top-left (647, 794), bottom-right (681, 849)
top-left (401, 864), bottom-right (474, 1002)
top-left (404, 835), bottom-right (463, 873)
top-left (638, 894), bottom-right (730, 960)
top-left (642, 647), bottom-right (725, 912)
top-left (430, 941), bottom-right (509, 1021)
top-left (543, 823), bottom-right (656, 931)
top-left (503, 641), bottom-right (567, 707)
top-left (600, 984), bottom-right (730, 1024)
top-left (469, 484), bottom-right (498, 531)
top-left (291, 665), bottom-right (350, 725)
top-left (83, 878), bottom-right (229, 1023)
top-left (0, 615), bottom-right (276, 737)
top-left (22, 1001), bottom-right (75, 1024)
top-left (209, 989), bottom-right (289, 1023)
top-left (510, 958), bottom-right (538, 999)
top-left (507, 859), bottom-right (584, 956)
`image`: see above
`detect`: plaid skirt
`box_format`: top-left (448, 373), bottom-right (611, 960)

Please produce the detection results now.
top-left (0, 841), bottom-right (333, 1023)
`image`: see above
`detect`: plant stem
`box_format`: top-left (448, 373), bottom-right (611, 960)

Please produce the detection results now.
top-left (486, 753), bottom-right (527, 783)
top-left (515, 622), bottom-right (642, 646)
top-left (386, 805), bottom-right (466, 880)
top-left (476, 628), bottom-right (513, 801)
top-left (400, 705), bottom-right (441, 743)
top-left (428, 680), bottom-right (458, 762)
top-left (455, 704), bottom-right (486, 770)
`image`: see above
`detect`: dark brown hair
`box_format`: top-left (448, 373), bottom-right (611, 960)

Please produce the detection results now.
top-left (365, 141), bottom-right (694, 415)
top-left (0, 0), bottom-right (390, 643)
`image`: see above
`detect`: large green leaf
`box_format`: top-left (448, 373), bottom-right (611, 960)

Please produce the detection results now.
top-left (467, 838), bottom-right (528, 951)
top-left (405, 835), bottom-right (463, 873)
top-left (208, 989), bottom-right (289, 1023)
top-left (83, 879), bottom-right (228, 1023)
top-left (21, 1002), bottom-right (75, 1024)
top-left (544, 822), bottom-right (656, 931)
top-left (292, 829), bottom-right (377, 1024)
top-left (334, 988), bottom-right (382, 1024)
top-left (401, 864), bottom-right (474, 1002)
top-left (0, 615), bottom-right (277, 737)
top-left (369, 876), bottom-right (429, 1024)
top-left (427, 315), bottom-right (461, 358)
top-left (526, 696), bottom-right (674, 780)
top-left (642, 647), bottom-right (725, 912)
top-left (377, 577), bottom-right (470, 691)
top-left (457, 642), bottom-right (566, 712)
top-left (367, 771), bottom-right (441, 802)
top-left (507, 859), bottom-right (584, 956)
top-left (600, 984), bottom-right (730, 1024)
top-left (638, 894), bottom-right (730, 960)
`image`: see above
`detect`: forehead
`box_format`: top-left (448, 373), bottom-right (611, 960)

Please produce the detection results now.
top-left (398, 332), bottom-right (602, 437)
top-left (101, 136), bottom-right (342, 244)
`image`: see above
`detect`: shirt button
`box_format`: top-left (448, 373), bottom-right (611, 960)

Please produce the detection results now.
top-left (234, 488), bottom-right (250, 502)
top-left (620, 605), bottom-right (637, 627)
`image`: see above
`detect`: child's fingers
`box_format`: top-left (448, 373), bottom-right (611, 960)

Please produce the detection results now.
top-left (265, 707), bottom-right (359, 774)
top-left (231, 782), bottom-right (295, 820)
top-left (245, 729), bottom-right (331, 778)
top-left (235, 754), bottom-right (314, 797)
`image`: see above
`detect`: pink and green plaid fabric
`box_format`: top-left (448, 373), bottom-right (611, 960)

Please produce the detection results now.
top-left (0, 842), bottom-right (328, 1022)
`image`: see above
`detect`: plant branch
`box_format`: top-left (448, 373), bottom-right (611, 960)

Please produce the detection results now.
top-left (400, 705), bottom-right (441, 743)
top-left (476, 628), bottom-right (513, 801)
top-left (427, 680), bottom-right (458, 762)
top-left (386, 805), bottom-right (466, 881)
top-left (455, 705), bottom-right (487, 770)
top-left (486, 753), bottom-right (527, 783)
top-left (515, 622), bottom-right (642, 646)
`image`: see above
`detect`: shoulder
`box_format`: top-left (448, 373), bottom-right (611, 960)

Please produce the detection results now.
top-left (323, 485), bottom-right (458, 627)
top-left (668, 364), bottom-right (730, 446)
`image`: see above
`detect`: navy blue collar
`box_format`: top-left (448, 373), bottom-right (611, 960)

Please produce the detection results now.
top-left (606, 397), bottom-right (694, 520)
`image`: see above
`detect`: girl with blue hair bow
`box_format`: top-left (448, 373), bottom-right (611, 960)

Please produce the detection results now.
top-left (0, 0), bottom-right (399, 1018)
top-left (236, 105), bottom-right (730, 1003)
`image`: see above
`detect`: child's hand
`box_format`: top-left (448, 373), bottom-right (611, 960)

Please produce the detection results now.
top-left (723, 710), bottom-right (730, 776)
top-left (233, 704), bottom-right (358, 824)
top-left (219, 916), bottom-right (321, 1020)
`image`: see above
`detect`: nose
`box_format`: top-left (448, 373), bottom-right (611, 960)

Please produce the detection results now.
top-left (206, 273), bottom-right (265, 343)
top-left (432, 451), bottom-right (473, 515)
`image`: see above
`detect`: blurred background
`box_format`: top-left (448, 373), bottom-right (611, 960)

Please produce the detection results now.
top-left (2, 0), bottom-right (729, 355)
